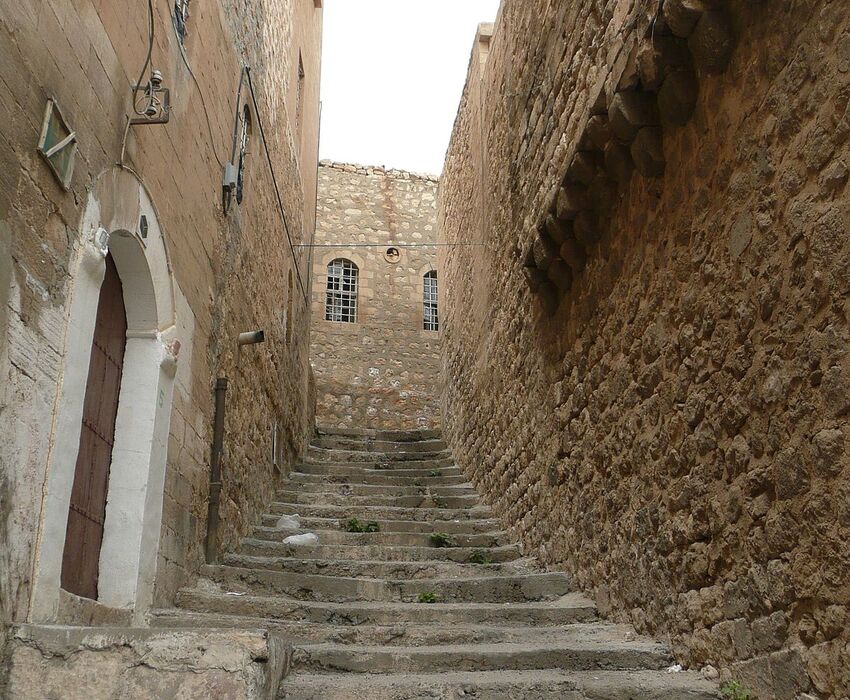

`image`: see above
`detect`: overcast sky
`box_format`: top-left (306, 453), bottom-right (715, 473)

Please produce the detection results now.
top-left (319, 0), bottom-right (502, 176)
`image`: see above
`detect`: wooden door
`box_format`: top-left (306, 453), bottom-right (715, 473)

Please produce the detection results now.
top-left (61, 253), bottom-right (127, 599)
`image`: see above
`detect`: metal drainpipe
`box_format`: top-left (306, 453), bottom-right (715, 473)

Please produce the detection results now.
top-left (205, 377), bottom-right (229, 563)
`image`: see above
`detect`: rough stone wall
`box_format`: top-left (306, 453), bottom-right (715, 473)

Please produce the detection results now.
top-left (439, 1), bottom-right (850, 698)
top-left (311, 162), bottom-right (442, 430)
top-left (0, 0), bottom-right (320, 625)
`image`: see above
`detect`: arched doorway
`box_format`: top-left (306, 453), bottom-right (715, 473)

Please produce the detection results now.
top-left (31, 168), bottom-right (181, 623)
top-left (60, 253), bottom-right (127, 599)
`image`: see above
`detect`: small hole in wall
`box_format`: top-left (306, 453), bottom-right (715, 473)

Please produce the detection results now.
top-left (384, 247), bottom-right (401, 263)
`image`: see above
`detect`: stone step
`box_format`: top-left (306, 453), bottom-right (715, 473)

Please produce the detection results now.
top-left (221, 553), bottom-right (537, 580)
top-left (199, 565), bottom-right (570, 603)
top-left (288, 471), bottom-right (467, 487)
top-left (291, 638), bottom-right (673, 675)
top-left (277, 481), bottom-right (477, 498)
top-left (305, 447), bottom-right (453, 464)
top-left (259, 514), bottom-right (502, 535)
top-left (267, 502), bottom-right (495, 522)
top-left (239, 539), bottom-right (521, 563)
top-left (312, 435), bottom-right (448, 453)
top-left (152, 611), bottom-right (642, 649)
top-left (316, 427), bottom-right (443, 443)
top-left (294, 463), bottom-right (463, 478)
top-left (277, 669), bottom-right (721, 700)
top-left (174, 589), bottom-right (598, 626)
top-left (250, 525), bottom-right (509, 549)
top-left (275, 491), bottom-right (479, 509)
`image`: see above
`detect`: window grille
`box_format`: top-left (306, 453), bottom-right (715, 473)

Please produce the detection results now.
top-left (326, 259), bottom-right (358, 323)
top-left (236, 106), bottom-right (250, 205)
top-left (423, 271), bottom-right (439, 331)
top-left (37, 99), bottom-right (77, 190)
top-left (174, 0), bottom-right (189, 42)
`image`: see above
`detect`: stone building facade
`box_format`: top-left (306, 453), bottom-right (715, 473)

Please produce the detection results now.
top-left (0, 0), bottom-right (321, 638)
top-left (439, 2), bottom-right (850, 698)
top-left (310, 162), bottom-right (442, 430)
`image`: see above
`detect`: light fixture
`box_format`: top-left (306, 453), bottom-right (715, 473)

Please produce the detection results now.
top-left (132, 69), bottom-right (170, 126)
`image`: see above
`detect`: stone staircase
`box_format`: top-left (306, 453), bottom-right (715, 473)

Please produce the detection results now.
top-left (152, 428), bottom-right (720, 699)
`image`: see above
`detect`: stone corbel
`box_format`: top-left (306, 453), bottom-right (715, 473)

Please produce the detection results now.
top-left (79, 225), bottom-right (110, 284)
top-left (158, 328), bottom-right (181, 377)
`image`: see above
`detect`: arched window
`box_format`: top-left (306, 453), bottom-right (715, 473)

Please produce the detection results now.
top-left (423, 270), bottom-right (439, 331)
top-left (236, 105), bottom-right (251, 205)
top-left (174, 0), bottom-right (190, 42)
top-left (326, 259), bottom-right (358, 323)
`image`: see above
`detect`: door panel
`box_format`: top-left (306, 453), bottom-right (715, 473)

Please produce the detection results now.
top-left (61, 253), bottom-right (127, 600)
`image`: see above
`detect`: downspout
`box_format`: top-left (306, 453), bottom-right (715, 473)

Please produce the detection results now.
top-left (205, 377), bottom-right (228, 563)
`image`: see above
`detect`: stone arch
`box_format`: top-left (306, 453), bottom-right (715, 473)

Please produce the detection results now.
top-left (31, 167), bottom-right (180, 623)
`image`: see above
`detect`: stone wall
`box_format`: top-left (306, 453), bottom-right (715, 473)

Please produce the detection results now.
top-left (0, 0), bottom-right (321, 628)
top-left (311, 162), bottom-right (442, 430)
top-left (439, 1), bottom-right (850, 698)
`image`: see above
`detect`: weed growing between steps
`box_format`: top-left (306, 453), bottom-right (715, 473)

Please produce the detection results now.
top-left (468, 550), bottom-right (493, 565)
top-left (418, 592), bottom-right (438, 604)
top-left (429, 533), bottom-right (454, 548)
top-left (720, 681), bottom-right (752, 700)
top-left (429, 470), bottom-right (443, 477)
top-left (345, 518), bottom-right (380, 533)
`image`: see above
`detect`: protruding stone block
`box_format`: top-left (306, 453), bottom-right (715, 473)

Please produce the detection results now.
top-left (538, 280), bottom-right (560, 316)
top-left (565, 151), bottom-right (602, 186)
top-left (559, 237), bottom-right (587, 273)
top-left (547, 258), bottom-right (573, 291)
top-left (588, 175), bottom-right (618, 212)
top-left (523, 265), bottom-right (548, 293)
top-left (689, 10), bottom-right (735, 74)
top-left (585, 115), bottom-right (613, 151)
top-left (658, 68), bottom-right (699, 125)
top-left (573, 210), bottom-right (600, 248)
top-left (532, 232), bottom-right (559, 271)
top-left (604, 141), bottom-right (635, 186)
top-left (545, 214), bottom-right (571, 245)
top-left (556, 185), bottom-right (589, 221)
top-left (590, 89), bottom-right (608, 116)
top-left (637, 36), bottom-right (693, 91)
top-left (608, 91), bottom-right (660, 144)
top-left (617, 43), bottom-right (641, 91)
top-left (663, 0), bottom-right (709, 38)
top-left (631, 127), bottom-right (666, 178)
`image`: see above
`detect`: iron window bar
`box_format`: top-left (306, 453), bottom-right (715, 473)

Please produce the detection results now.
top-left (424, 270), bottom-right (439, 331)
top-left (326, 259), bottom-right (358, 323)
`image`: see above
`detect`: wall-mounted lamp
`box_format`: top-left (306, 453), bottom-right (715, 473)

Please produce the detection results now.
top-left (131, 69), bottom-right (171, 126)
top-left (237, 330), bottom-right (265, 346)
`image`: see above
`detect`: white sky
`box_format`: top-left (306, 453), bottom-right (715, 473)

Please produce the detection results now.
top-left (319, 0), bottom-right (502, 176)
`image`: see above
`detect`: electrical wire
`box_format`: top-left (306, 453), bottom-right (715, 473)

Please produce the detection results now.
top-left (171, 4), bottom-right (226, 168)
top-left (294, 243), bottom-right (487, 248)
top-left (132, 0), bottom-right (155, 116)
top-left (229, 67), bottom-right (249, 165)
top-left (245, 66), bottom-right (309, 307)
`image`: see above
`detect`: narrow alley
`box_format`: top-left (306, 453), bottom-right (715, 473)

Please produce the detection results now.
top-left (2, 1), bottom-right (849, 699)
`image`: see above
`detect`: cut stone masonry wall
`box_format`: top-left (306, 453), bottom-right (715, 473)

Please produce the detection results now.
top-left (439, 1), bottom-right (850, 697)
top-left (311, 162), bottom-right (442, 430)
top-left (0, 0), bottom-right (320, 629)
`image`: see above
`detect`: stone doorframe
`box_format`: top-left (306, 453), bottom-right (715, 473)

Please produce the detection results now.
top-left (30, 167), bottom-right (180, 624)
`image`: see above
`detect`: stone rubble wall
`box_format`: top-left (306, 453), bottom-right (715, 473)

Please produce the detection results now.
top-left (438, 1), bottom-right (850, 697)
top-left (311, 162), bottom-right (442, 430)
top-left (0, 0), bottom-right (320, 626)
top-left (5, 624), bottom-right (289, 699)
